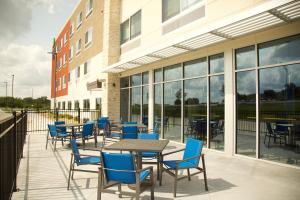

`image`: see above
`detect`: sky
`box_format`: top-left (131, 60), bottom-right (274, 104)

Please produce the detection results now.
top-left (0, 0), bottom-right (79, 99)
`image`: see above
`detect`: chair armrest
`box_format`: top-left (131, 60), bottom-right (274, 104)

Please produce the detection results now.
top-left (175, 154), bottom-right (201, 164)
top-left (71, 152), bottom-right (101, 158)
top-left (136, 166), bottom-right (153, 173)
top-left (162, 148), bottom-right (185, 157)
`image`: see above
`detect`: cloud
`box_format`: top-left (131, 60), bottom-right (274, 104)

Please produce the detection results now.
top-left (0, 43), bottom-right (51, 98)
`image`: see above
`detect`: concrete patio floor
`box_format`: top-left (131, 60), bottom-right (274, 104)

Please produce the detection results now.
top-left (12, 133), bottom-right (300, 200)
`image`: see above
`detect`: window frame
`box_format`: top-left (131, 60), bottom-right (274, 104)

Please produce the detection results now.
top-left (120, 10), bottom-right (141, 45)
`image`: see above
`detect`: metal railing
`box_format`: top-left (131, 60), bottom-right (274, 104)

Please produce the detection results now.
top-left (0, 111), bottom-right (27, 200)
top-left (27, 108), bottom-right (101, 132)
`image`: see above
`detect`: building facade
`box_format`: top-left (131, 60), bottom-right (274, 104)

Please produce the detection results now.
top-left (51, 0), bottom-right (300, 167)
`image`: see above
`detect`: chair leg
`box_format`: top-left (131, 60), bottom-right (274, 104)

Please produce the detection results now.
top-left (97, 169), bottom-right (103, 200)
top-left (187, 169), bottom-right (191, 181)
top-left (159, 155), bottom-right (163, 186)
top-left (45, 133), bottom-right (49, 149)
top-left (67, 155), bottom-right (73, 190)
top-left (156, 158), bottom-right (159, 181)
top-left (54, 138), bottom-right (57, 151)
top-left (150, 168), bottom-right (154, 200)
top-left (264, 134), bottom-right (267, 145)
top-left (201, 155), bottom-right (208, 191)
top-left (71, 163), bottom-right (75, 180)
top-left (173, 169), bottom-right (178, 197)
top-left (118, 184), bottom-right (122, 198)
top-left (61, 138), bottom-right (64, 146)
top-left (268, 135), bottom-right (271, 148)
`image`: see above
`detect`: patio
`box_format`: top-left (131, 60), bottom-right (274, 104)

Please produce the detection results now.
top-left (12, 133), bottom-right (300, 200)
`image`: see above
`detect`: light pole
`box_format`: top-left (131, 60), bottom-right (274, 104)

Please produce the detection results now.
top-left (48, 38), bottom-right (57, 109)
top-left (11, 75), bottom-right (14, 98)
top-left (3, 81), bottom-right (7, 107)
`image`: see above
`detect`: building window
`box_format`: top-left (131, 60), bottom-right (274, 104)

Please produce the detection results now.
top-left (68, 72), bottom-right (71, 82)
top-left (60, 38), bottom-right (63, 48)
top-left (62, 101), bottom-right (65, 110)
top-left (83, 99), bottom-right (90, 110)
top-left (77, 12), bottom-right (83, 29)
top-left (162, 0), bottom-right (203, 22)
top-left (95, 98), bottom-right (101, 110)
top-left (84, 61), bottom-right (90, 75)
top-left (64, 32), bottom-right (67, 44)
top-left (85, 28), bottom-right (93, 47)
top-left (74, 100), bottom-right (79, 109)
top-left (70, 22), bottom-right (74, 36)
top-left (68, 101), bottom-right (72, 109)
top-left (76, 39), bottom-right (81, 54)
top-left (63, 54), bottom-right (66, 65)
top-left (69, 46), bottom-right (74, 60)
top-left (77, 66), bottom-right (80, 78)
top-left (60, 57), bottom-right (62, 68)
top-left (86, 0), bottom-right (93, 17)
top-left (120, 10), bottom-right (141, 45)
top-left (58, 102), bottom-right (61, 109)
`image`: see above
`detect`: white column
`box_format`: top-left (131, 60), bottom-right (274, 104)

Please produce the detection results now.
top-left (148, 70), bottom-right (154, 130)
top-left (224, 49), bottom-right (235, 156)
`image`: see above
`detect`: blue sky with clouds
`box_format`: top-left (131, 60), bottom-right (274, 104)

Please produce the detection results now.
top-left (0, 0), bottom-right (79, 98)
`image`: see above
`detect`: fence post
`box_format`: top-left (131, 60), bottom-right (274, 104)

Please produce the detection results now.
top-left (20, 110), bottom-right (24, 158)
top-left (55, 108), bottom-right (59, 122)
top-left (78, 108), bottom-right (81, 123)
top-left (12, 111), bottom-right (17, 192)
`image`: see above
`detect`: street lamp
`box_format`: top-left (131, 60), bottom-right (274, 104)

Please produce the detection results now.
top-left (48, 38), bottom-right (57, 109)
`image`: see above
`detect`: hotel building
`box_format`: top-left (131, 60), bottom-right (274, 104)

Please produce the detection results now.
top-left (51, 0), bottom-right (300, 167)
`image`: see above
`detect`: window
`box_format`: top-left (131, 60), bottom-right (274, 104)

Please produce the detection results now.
top-left (58, 102), bottom-right (61, 109)
top-left (64, 33), bottom-right (67, 44)
top-left (63, 54), bottom-right (66, 65)
top-left (85, 28), bottom-right (93, 47)
top-left (74, 100), bottom-right (79, 109)
top-left (70, 22), bottom-right (74, 36)
top-left (162, 0), bottom-right (202, 22)
top-left (76, 39), bottom-right (81, 54)
top-left (60, 57), bottom-right (62, 68)
top-left (63, 75), bottom-right (66, 84)
top-left (120, 10), bottom-right (141, 44)
top-left (60, 38), bottom-right (63, 48)
top-left (84, 61), bottom-right (89, 75)
top-left (77, 66), bottom-right (80, 78)
top-left (95, 98), bottom-right (101, 110)
top-left (86, 0), bottom-right (93, 17)
top-left (77, 12), bottom-right (83, 29)
top-left (69, 46), bottom-right (73, 60)
top-left (68, 72), bottom-right (71, 82)
top-left (67, 101), bottom-right (72, 109)
top-left (83, 99), bottom-right (90, 110)
top-left (62, 101), bottom-right (65, 110)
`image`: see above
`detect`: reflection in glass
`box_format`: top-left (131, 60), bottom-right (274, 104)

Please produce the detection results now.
top-left (184, 78), bottom-right (207, 146)
top-left (236, 46), bottom-right (256, 70)
top-left (164, 81), bottom-right (181, 142)
top-left (120, 89), bottom-right (129, 122)
top-left (259, 35), bottom-right (300, 66)
top-left (164, 64), bottom-right (182, 81)
top-left (131, 87), bottom-right (141, 122)
top-left (154, 84), bottom-right (162, 134)
top-left (142, 72), bottom-right (149, 84)
top-left (236, 71), bottom-right (256, 157)
top-left (120, 77), bottom-right (129, 88)
top-left (130, 10), bottom-right (141, 39)
top-left (259, 64), bottom-right (300, 166)
top-left (162, 0), bottom-right (180, 22)
top-left (209, 53), bottom-right (224, 74)
top-left (154, 69), bottom-right (163, 83)
top-left (184, 57), bottom-right (207, 78)
top-left (210, 75), bottom-right (224, 150)
top-left (142, 86), bottom-right (149, 126)
top-left (131, 74), bottom-right (141, 86)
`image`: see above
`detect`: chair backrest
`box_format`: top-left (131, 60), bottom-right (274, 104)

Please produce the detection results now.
top-left (183, 138), bottom-right (203, 167)
top-left (70, 139), bottom-right (81, 164)
top-left (98, 117), bottom-right (109, 129)
top-left (124, 121), bottom-right (137, 124)
top-left (275, 121), bottom-right (288, 132)
top-left (153, 122), bottom-right (161, 133)
top-left (101, 152), bottom-right (136, 184)
top-left (55, 121), bottom-right (66, 132)
top-left (138, 133), bottom-right (159, 140)
top-left (48, 124), bottom-right (58, 137)
top-left (142, 116), bottom-right (148, 126)
top-left (266, 122), bottom-right (273, 134)
top-left (82, 122), bottom-right (94, 137)
top-left (122, 126), bottom-right (138, 139)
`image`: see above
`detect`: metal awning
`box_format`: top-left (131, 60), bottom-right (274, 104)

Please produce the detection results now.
top-left (86, 79), bottom-right (105, 91)
top-left (102, 0), bottom-right (300, 73)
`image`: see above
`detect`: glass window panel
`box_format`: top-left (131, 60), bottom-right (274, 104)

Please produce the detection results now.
top-left (182, 0), bottom-right (201, 10)
top-left (259, 64), bottom-right (300, 166)
top-left (164, 64), bottom-right (182, 81)
top-left (95, 98), bottom-right (101, 110)
top-left (142, 86), bottom-right (149, 126)
top-left (120, 89), bottom-right (129, 122)
top-left (130, 10), bottom-right (141, 39)
top-left (162, 0), bottom-right (180, 22)
top-left (154, 69), bottom-right (163, 82)
top-left (121, 19), bottom-right (130, 44)
top-left (258, 35), bottom-right (300, 66)
top-left (142, 72), bottom-right (149, 84)
top-left (131, 74), bottom-right (142, 86)
top-left (184, 78), bottom-right (207, 146)
top-left (210, 75), bottom-right (224, 150)
top-left (131, 87), bottom-right (141, 122)
top-left (184, 57), bottom-right (207, 78)
top-left (209, 53), bottom-right (224, 74)
top-left (164, 81), bottom-right (182, 142)
top-left (120, 77), bottom-right (130, 88)
top-left (236, 71), bottom-right (256, 157)
top-left (236, 45), bottom-right (256, 70)
top-left (154, 84), bottom-right (162, 134)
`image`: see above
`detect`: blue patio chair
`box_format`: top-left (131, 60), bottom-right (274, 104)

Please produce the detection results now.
top-left (76, 121), bottom-right (97, 148)
top-left (98, 152), bottom-right (154, 200)
top-left (101, 121), bottom-right (121, 146)
top-left (97, 117), bottom-right (109, 134)
top-left (55, 121), bottom-right (67, 133)
top-left (124, 121), bottom-right (138, 124)
top-left (68, 139), bottom-right (101, 190)
top-left (46, 124), bottom-right (70, 151)
top-left (122, 125), bottom-right (138, 139)
top-left (264, 122), bottom-right (287, 147)
top-left (160, 138), bottom-right (208, 197)
top-left (138, 133), bottom-right (160, 180)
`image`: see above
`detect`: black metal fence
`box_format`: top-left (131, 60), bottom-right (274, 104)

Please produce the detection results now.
top-left (0, 111), bottom-right (27, 200)
top-left (27, 109), bottom-right (101, 132)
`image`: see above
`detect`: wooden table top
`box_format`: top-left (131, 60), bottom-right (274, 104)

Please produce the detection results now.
top-left (56, 123), bottom-right (84, 127)
top-left (113, 123), bottom-right (147, 128)
top-left (104, 139), bottom-right (169, 152)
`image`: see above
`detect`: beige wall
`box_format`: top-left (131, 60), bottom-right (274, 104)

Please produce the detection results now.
top-left (69, 0), bottom-right (104, 71)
